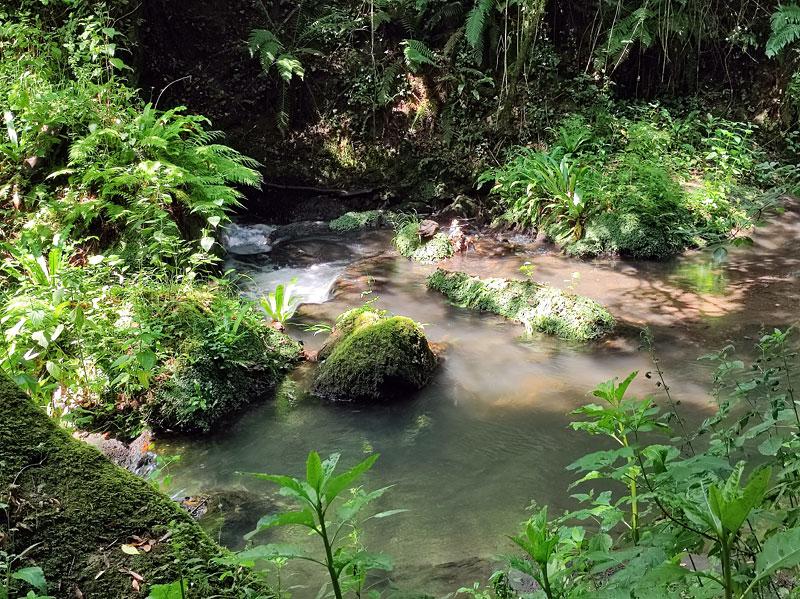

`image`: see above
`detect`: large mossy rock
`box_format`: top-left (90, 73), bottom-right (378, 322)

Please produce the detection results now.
top-left (0, 379), bottom-right (253, 598)
top-left (148, 327), bottom-right (302, 434)
top-left (312, 308), bottom-right (437, 402)
top-left (427, 269), bottom-right (615, 342)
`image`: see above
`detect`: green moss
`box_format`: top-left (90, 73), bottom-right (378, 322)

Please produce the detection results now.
top-left (0, 378), bottom-right (256, 598)
top-left (329, 210), bottom-right (395, 232)
top-left (312, 309), bottom-right (437, 402)
top-left (393, 221), bottom-right (454, 263)
top-left (148, 327), bottom-right (302, 433)
top-left (427, 269), bottom-right (615, 342)
top-left (566, 211), bottom-right (691, 261)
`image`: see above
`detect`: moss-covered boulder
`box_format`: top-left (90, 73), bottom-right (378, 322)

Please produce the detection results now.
top-left (566, 211), bottom-right (692, 260)
top-left (312, 308), bottom-right (437, 402)
top-left (427, 269), bottom-right (615, 342)
top-left (148, 327), bottom-right (302, 433)
top-left (329, 210), bottom-right (396, 232)
top-left (0, 378), bottom-right (258, 598)
top-left (393, 220), bottom-right (454, 263)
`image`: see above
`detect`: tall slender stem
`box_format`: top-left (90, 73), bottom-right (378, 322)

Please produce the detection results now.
top-left (318, 503), bottom-right (343, 599)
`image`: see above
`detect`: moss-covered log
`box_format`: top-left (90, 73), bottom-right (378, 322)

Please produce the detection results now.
top-left (0, 379), bottom-right (259, 598)
top-left (427, 269), bottom-right (615, 342)
top-left (313, 308), bottom-right (437, 402)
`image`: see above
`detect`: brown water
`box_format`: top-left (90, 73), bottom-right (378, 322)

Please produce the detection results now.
top-left (157, 205), bottom-right (799, 596)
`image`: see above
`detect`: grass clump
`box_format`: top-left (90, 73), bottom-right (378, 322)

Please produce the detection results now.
top-left (393, 220), bottom-right (454, 263)
top-left (313, 308), bottom-right (437, 402)
top-left (427, 269), bottom-right (615, 341)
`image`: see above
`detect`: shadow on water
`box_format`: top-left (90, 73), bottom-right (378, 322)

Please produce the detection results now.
top-left (158, 202), bottom-right (800, 595)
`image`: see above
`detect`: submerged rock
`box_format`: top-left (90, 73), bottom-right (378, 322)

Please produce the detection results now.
top-left (394, 220), bottom-right (454, 263)
top-left (313, 308), bottom-right (437, 402)
top-left (427, 269), bottom-right (615, 342)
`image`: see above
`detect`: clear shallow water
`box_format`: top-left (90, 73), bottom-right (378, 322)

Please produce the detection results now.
top-left (159, 207), bottom-right (800, 595)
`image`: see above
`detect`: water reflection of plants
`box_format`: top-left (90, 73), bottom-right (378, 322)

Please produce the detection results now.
top-left (671, 261), bottom-right (730, 296)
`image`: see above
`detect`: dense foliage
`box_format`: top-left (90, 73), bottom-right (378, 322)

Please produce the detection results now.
top-left (0, 6), bottom-right (298, 437)
top-left (479, 106), bottom-right (784, 258)
top-left (3, 1), bottom-right (800, 598)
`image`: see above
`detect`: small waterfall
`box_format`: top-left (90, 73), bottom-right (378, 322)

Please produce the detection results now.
top-left (241, 262), bottom-right (349, 305)
top-left (222, 222), bottom-right (276, 255)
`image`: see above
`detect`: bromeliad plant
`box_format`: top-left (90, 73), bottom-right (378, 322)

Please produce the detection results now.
top-left (232, 452), bottom-right (403, 599)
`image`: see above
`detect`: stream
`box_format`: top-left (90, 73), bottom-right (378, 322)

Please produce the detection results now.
top-left (157, 207), bottom-right (800, 596)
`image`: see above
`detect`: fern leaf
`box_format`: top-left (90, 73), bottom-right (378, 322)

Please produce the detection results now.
top-left (465, 0), bottom-right (494, 62)
top-left (402, 39), bottom-right (439, 71)
top-left (767, 4), bottom-right (800, 58)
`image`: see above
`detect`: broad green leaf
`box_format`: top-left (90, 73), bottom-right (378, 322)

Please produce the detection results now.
top-left (758, 436), bottom-right (785, 456)
top-left (11, 567), bottom-right (47, 593)
top-left (137, 350), bottom-right (156, 371)
top-left (147, 581), bottom-right (185, 599)
top-left (306, 451), bottom-right (323, 490)
top-left (200, 236), bottom-right (215, 252)
top-left (324, 454), bottom-right (379, 502)
top-left (754, 527), bottom-right (800, 580)
top-left (244, 509), bottom-right (316, 540)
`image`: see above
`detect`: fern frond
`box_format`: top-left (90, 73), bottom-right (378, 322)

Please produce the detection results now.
top-left (402, 39), bottom-right (439, 71)
top-left (465, 0), bottom-right (494, 63)
top-left (248, 28), bottom-right (284, 70)
top-left (767, 4), bottom-right (800, 57)
top-left (443, 26), bottom-right (465, 58)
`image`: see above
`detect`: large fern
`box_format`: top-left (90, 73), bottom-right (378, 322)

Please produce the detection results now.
top-left (767, 4), bottom-right (800, 58)
top-left (465, 0), bottom-right (495, 63)
top-left (600, 6), bottom-right (656, 71)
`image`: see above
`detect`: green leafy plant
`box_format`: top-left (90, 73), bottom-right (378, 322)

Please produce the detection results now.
top-left (259, 279), bottom-right (301, 326)
top-left (230, 452), bottom-right (403, 599)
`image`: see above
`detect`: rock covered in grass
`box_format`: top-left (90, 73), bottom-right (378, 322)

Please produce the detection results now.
top-left (328, 210), bottom-right (395, 232)
top-left (394, 220), bottom-right (454, 263)
top-left (427, 269), bottom-right (615, 342)
top-left (566, 211), bottom-right (691, 261)
top-left (148, 327), bottom-right (302, 434)
top-left (313, 307), bottom-right (437, 402)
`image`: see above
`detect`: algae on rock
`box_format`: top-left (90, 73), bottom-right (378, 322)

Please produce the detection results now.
top-left (313, 307), bottom-right (437, 402)
top-left (0, 378), bottom-right (256, 598)
top-left (393, 221), bottom-right (454, 263)
top-left (427, 269), bottom-right (615, 342)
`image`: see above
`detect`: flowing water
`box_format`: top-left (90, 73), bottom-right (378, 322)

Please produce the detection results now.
top-left (158, 208), bottom-right (800, 595)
